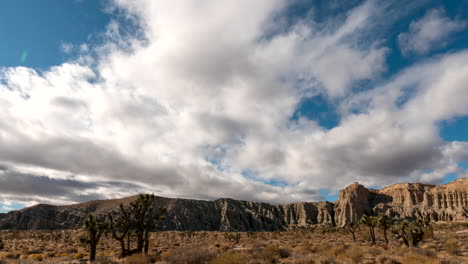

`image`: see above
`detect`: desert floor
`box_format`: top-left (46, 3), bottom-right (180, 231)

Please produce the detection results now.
top-left (0, 222), bottom-right (466, 263)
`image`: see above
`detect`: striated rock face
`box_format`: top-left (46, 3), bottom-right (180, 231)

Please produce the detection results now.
top-left (0, 179), bottom-right (466, 230)
top-left (334, 182), bottom-right (376, 226)
top-left (372, 179), bottom-right (468, 222)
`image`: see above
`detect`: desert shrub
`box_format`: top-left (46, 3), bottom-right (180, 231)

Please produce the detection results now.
top-left (67, 248), bottom-right (78, 254)
top-left (309, 243), bottom-right (329, 253)
top-left (438, 258), bottom-right (462, 264)
top-left (74, 253), bottom-right (86, 260)
top-left (126, 254), bottom-right (154, 264)
top-left (292, 255), bottom-right (316, 264)
top-left (0, 252), bottom-right (20, 260)
top-left (328, 243), bottom-right (349, 257)
top-left (255, 245), bottom-right (291, 262)
top-left (220, 244), bottom-right (231, 252)
top-left (210, 251), bottom-right (248, 264)
top-left (94, 256), bottom-right (119, 264)
top-left (45, 252), bottom-right (55, 258)
top-left (162, 246), bottom-right (216, 264)
top-left (401, 253), bottom-right (438, 264)
top-left (412, 247), bottom-right (436, 258)
top-left (344, 246), bottom-right (364, 264)
top-left (29, 254), bottom-right (43, 261)
top-left (58, 252), bottom-right (69, 257)
top-left (367, 247), bottom-right (382, 256)
top-left (375, 255), bottom-right (401, 264)
top-left (443, 240), bottom-right (460, 255)
top-left (317, 255), bottom-right (338, 264)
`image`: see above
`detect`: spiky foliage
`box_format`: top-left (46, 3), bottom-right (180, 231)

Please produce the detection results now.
top-left (224, 232), bottom-right (242, 244)
top-left (82, 214), bottom-right (108, 262)
top-left (108, 204), bottom-right (132, 257)
top-left (377, 214), bottom-right (391, 244)
top-left (359, 215), bottom-right (377, 245)
top-left (392, 218), bottom-right (432, 247)
top-left (129, 194), bottom-right (167, 254)
top-left (0, 237), bottom-right (4, 251)
top-left (346, 222), bottom-right (359, 242)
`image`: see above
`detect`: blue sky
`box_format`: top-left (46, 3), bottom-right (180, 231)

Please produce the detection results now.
top-left (0, 0), bottom-right (110, 68)
top-left (1, 0), bottom-right (468, 211)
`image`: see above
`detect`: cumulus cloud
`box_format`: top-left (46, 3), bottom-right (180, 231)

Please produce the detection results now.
top-left (398, 8), bottom-right (466, 55)
top-left (0, 0), bottom-right (467, 208)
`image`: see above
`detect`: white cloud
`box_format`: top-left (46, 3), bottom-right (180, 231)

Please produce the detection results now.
top-left (60, 42), bottom-right (74, 54)
top-left (0, 0), bottom-right (467, 206)
top-left (398, 8), bottom-right (466, 55)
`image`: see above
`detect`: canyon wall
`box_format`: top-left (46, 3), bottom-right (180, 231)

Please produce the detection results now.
top-left (0, 178), bottom-right (466, 230)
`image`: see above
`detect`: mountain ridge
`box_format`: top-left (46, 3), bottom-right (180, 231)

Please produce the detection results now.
top-left (0, 178), bottom-right (466, 230)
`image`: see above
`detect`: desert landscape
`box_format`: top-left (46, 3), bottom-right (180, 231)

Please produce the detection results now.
top-left (0, 179), bottom-right (466, 263)
top-left (2, 0), bottom-right (468, 263)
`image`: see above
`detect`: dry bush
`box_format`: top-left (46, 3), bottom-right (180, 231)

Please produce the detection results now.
top-left (316, 255), bottom-right (338, 264)
top-left (0, 252), bottom-right (20, 260)
top-left (29, 254), bottom-right (43, 261)
top-left (309, 243), bottom-right (329, 254)
top-left (443, 240), bottom-right (460, 255)
top-left (375, 255), bottom-right (401, 264)
top-left (74, 252), bottom-right (86, 260)
top-left (210, 251), bottom-right (248, 264)
top-left (126, 254), bottom-right (154, 264)
top-left (162, 246), bottom-right (216, 264)
top-left (367, 246), bottom-right (382, 256)
top-left (438, 257), bottom-right (463, 264)
top-left (401, 253), bottom-right (439, 264)
top-left (344, 246), bottom-right (364, 263)
top-left (328, 243), bottom-right (349, 257)
top-left (292, 254), bottom-right (316, 264)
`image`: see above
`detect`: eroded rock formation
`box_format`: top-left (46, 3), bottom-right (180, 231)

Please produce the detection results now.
top-left (0, 178), bottom-right (466, 230)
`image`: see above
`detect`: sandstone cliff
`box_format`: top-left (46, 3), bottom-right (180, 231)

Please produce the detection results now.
top-left (0, 178), bottom-right (466, 230)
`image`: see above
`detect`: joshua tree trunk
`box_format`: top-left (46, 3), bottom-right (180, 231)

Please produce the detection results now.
top-left (119, 239), bottom-right (126, 257)
top-left (144, 230), bottom-right (150, 254)
top-left (90, 241), bottom-right (97, 262)
top-left (369, 226), bottom-right (376, 245)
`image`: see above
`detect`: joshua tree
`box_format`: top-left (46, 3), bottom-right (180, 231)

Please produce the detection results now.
top-left (224, 231), bottom-right (241, 244)
top-left (377, 214), bottom-right (391, 244)
top-left (360, 215), bottom-right (377, 245)
top-left (0, 237), bottom-right (4, 251)
top-left (82, 214), bottom-right (108, 262)
top-left (392, 218), bottom-right (431, 247)
top-left (129, 194), bottom-right (167, 254)
top-left (346, 222), bottom-right (359, 242)
top-left (108, 204), bottom-right (132, 257)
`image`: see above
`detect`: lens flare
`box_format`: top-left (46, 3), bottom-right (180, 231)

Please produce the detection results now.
top-left (20, 51), bottom-right (28, 63)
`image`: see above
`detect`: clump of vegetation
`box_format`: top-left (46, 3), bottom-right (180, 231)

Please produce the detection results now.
top-left (377, 214), bottom-right (391, 245)
top-left (391, 219), bottom-right (432, 247)
top-left (73, 252), bottom-right (85, 260)
top-left (29, 253), bottom-right (43, 261)
top-left (360, 215), bottom-right (377, 245)
top-left (443, 239), bottom-right (460, 255)
top-left (346, 222), bottom-right (359, 242)
top-left (224, 232), bottom-right (241, 244)
top-left (162, 246), bottom-right (216, 264)
top-left (210, 251), bottom-right (249, 264)
top-left (128, 194), bottom-right (167, 254)
top-left (81, 214), bottom-right (108, 262)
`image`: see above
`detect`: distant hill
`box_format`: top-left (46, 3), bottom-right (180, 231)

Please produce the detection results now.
top-left (0, 178), bottom-right (466, 230)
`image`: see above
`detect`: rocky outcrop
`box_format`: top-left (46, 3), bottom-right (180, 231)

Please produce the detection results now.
top-left (372, 179), bottom-right (468, 222)
top-left (334, 182), bottom-right (376, 226)
top-left (0, 179), bottom-right (466, 230)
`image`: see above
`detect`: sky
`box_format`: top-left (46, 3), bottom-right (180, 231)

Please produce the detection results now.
top-left (1, 0), bottom-right (468, 212)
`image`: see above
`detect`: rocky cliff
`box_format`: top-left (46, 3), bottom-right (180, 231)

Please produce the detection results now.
top-left (0, 178), bottom-right (466, 230)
